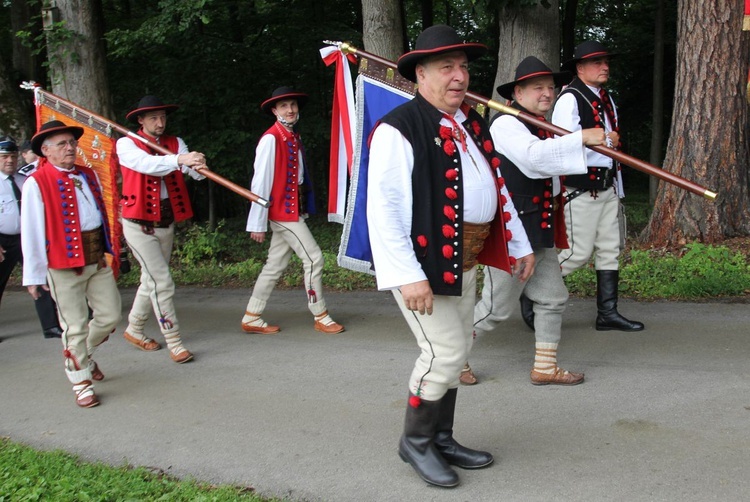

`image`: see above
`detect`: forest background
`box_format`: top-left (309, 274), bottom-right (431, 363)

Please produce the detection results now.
top-left (1, 0), bottom-right (749, 299)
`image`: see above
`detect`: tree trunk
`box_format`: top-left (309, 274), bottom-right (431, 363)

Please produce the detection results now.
top-left (11, 0), bottom-right (46, 85)
top-left (46, 0), bottom-right (114, 119)
top-left (649, 0), bottom-right (665, 205)
top-left (361, 0), bottom-right (404, 61)
top-left (561, 0), bottom-right (579, 63)
top-left (640, 0), bottom-right (750, 246)
top-left (493, 0), bottom-right (560, 105)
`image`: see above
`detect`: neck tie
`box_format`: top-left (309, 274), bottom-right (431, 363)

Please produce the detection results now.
top-left (7, 175), bottom-right (21, 211)
top-left (442, 113), bottom-right (468, 152)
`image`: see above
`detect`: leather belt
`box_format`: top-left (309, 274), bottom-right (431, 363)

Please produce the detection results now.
top-left (81, 228), bottom-right (104, 265)
top-left (462, 222), bottom-right (490, 271)
top-left (125, 199), bottom-right (174, 228)
top-left (564, 166), bottom-right (614, 191)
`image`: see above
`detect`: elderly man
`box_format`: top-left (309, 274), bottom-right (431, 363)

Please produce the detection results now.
top-left (22, 121), bottom-right (122, 408)
top-left (367, 25), bottom-right (534, 487)
top-left (471, 56), bottom-right (608, 386)
top-left (552, 41), bottom-right (644, 332)
top-left (117, 95), bottom-right (206, 363)
top-left (0, 136), bottom-right (62, 342)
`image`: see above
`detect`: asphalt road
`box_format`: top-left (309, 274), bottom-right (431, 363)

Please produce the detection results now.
top-left (1, 286), bottom-right (749, 501)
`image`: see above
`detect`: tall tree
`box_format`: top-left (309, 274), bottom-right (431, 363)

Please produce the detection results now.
top-left (0, 55), bottom-right (32, 137)
top-left (493, 0), bottom-right (560, 104)
top-left (649, 0), bottom-right (665, 204)
top-left (45, 0), bottom-right (113, 118)
top-left (362, 0), bottom-right (404, 60)
top-left (641, 0), bottom-right (750, 246)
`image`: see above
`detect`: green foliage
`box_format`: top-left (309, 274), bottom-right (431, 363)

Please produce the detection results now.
top-left (0, 438), bottom-right (276, 501)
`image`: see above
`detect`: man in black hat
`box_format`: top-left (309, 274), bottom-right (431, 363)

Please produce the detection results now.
top-left (366, 25), bottom-right (534, 487)
top-left (470, 56), bottom-right (608, 386)
top-left (552, 41), bottom-right (644, 332)
top-left (21, 120), bottom-right (122, 408)
top-left (0, 135), bottom-right (62, 341)
top-left (240, 86), bottom-right (344, 335)
top-left (116, 95), bottom-right (206, 364)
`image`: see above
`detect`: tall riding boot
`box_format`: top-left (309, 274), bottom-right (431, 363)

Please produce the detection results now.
top-left (398, 394), bottom-right (459, 488)
top-left (519, 293), bottom-right (535, 331)
top-left (595, 270), bottom-right (644, 331)
top-left (434, 388), bottom-right (494, 469)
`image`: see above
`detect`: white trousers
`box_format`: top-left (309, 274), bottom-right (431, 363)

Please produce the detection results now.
top-left (393, 267), bottom-right (476, 401)
top-left (558, 186), bottom-right (620, 275)
top-left (474, 247), bottom-right (568, 344)
top-left (123, 219), bottom-right (179, 335)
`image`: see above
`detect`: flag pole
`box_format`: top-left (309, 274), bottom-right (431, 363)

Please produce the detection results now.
top-left (335, 42), bottom-right (717, 201)
top-left (22, 82), bottom-right (270, 208)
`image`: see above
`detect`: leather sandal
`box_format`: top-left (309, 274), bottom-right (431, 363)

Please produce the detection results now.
top-left (169, 347), bottom-right (194, 364)
top-left (73, 380), bottom-right (100, 408)
top-left (530, 366), bottom-right (584, 386)
top-left (123, 331), bottom-right (162, 351)
top-left (90, 361), bottom-right (104, 381)
top-left (459, 364), bottom-right (478, 385)
top-left (314, 311), bottom-right (345, 334)
top-left (241, 311), bottom-right (280, 334)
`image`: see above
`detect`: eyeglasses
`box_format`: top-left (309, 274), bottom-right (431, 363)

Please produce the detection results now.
top-left (46, 139), bottom-right (79, 149)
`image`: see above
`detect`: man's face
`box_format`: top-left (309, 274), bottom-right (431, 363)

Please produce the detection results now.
top-left (138, 110), bottom-right (168, 137)
top-left (514, 76), bottom-right (556, 116)
top-left (577, 57), bottom-right (610, 87)
top-left (0, 151), bottom-right (19, 176)
top-left (41, 132), bottom-right (78, 169)
top-left (416, 51), bottom-right (469, 115)
top-left (21, 150), bottom-right (38, 164)
top-left (272, 99), bottom-right (300, 126)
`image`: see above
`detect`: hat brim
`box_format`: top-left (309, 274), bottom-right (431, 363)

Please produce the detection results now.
top-left (260, 93), bottom-right (309, 115)
top-left (31, 125), bottom-right (84, 157)
top-left (126, 104), bottom-right (180, 123)
top-left (397, 43), bottom-right (488, 83)
top-left (561, 52), bottom-right (619, 73)
top-left (496, 70), bottom-right (572, 101)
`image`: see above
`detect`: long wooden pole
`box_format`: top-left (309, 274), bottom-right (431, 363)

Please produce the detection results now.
top-left (337, 43), bottom-right (717, 201)
top-left (26, 83), bottom-right (270, 207)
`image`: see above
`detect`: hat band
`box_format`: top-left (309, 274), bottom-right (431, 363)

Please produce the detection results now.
top-left (580, 51), bottom-right (609, 60)
top-left (518, 70), bottom-right (553, 82)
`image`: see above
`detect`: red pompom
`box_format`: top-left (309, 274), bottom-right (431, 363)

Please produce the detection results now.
top-left (500, 194), bottom-right (508, 206)
top-left (445, 169), bottom-right (458, 181)
top-left (532, 196), bottom-right (541, 204)
top-left (491, 157), bottom-right (501, 168)
top-left (483, 140), bottom-right (493, 153)
top-left (63, 349), bottom-right (72, 358)
top-left (541, 221), bottom-right (549, 229)
top-left (472, 121), bottom-right (481, 136)
top-left (544, 190), bottom-right (552, 198)
top-left (505, 229), bottom-right (513, 241)
top-left (439, 126), bottom-right (453, 140)
top-left (442, 224), bottom-right (455, 238)
top-left (417, 235), bottom-right (428, 247)
top-left (497, 177), bottom-right (505, 188)
top-left (503, 211), bottom-right (511, 223)
top-left (442, 244), bottom-right (453, 259)
top-left (444, 187), bottom-right (458, 200)
top-left (443, 139), bottom-right (457, 156)
top-left (543, 201), bottom-right (551, 209)
top-left (443, 205), bottom-right (456, 221)
top-left (443, 272), bottom-right (456, 284)
top-left (409, 395), bottom-right (422, 408)
top-left (589, 174), bottom-right (597, 180)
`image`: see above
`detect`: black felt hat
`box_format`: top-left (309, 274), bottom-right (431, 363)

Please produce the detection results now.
top-left (496, 56), bottom-right (572, 100)
top-left (126, 95), bottom-right (180, 123)
top-left (561, 41), bottom-right (618, 73)
top-left (260, 87), bottom-right (309, 115)
top-left (397, 24), bottom-right (488, 83)
top-left (31, 120), bottom-right (84, 157)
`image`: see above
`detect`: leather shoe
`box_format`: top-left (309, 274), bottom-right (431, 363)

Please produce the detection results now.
top-left (170, 348), bottom-right (194, 364)
top-left (90, 361), bottom-right (104, 381)
top-left (459, 364), bottom-right (478, 385)
top-left (123, 331), bottom-right (162, 351)
top-left (314, 311), bottom-right (345, 334)
top-left (530, 367), bottom-right (584, 386)
top-left (43, 327), bottom-right (63, 339)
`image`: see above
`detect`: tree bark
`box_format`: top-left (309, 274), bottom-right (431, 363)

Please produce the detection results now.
top-left (493, 0), bottom-right (560, 105)
top-left (648, 0), bottom-right (665, 204)
top-left (361, 0), bottom-right (404, 61)
top-left (46, 0), bottom-right (114, 119)
top-left (640, 0), bottom-right (750, 246)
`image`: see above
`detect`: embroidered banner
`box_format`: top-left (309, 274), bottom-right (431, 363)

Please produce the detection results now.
top-left (34, 88), bottom-right (123, 276)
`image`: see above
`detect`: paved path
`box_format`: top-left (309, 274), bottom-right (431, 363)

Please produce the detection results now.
top-left (1, 287), bottom-right (749, 501)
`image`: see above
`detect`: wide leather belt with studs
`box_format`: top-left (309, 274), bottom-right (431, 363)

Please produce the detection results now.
top-left (564, 166), bottom-right (614, 191)
top-left (81, 228), bottom-right (104, 265)
top-left (125, 199), bottom-right (174, 228)
top-left (462, 222), bottom-right (491, 271)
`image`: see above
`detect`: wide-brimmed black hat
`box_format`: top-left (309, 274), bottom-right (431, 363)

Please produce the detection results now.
top-left (496, 56), bottom-right (571, 100)
top-left (126, 95), bottom-right (180, 123)
top-left (0, 136), bottom-right (18, 154)
top-left (31, 120), bottom-right (84, 157)
top-left (397, 24), bottom-right (488, 83)
top-left (260, 86), bottom-right (309, 115)
top-left (561, 40), bottom-right (618, 73)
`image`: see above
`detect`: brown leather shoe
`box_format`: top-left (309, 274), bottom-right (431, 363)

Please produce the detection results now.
top-left (90, 361), bottom-right (104, 381)
top-left (74, 381), bottom-right (100, 408)
top-left (241, 321), bottom-right (280, 334)
top-left (314, 311), bottom-right (345, 334)
top-left (459, 364), bottom-right (478, 385)
top-left (123, 331), bottom-right (162, 351)
top-left (530, 367), bottom-right (584, 386)
top-left (170, 348), bottom-right (194, 364)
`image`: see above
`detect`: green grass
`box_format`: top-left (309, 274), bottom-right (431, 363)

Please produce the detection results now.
top-left (0, 438), bottom-right (277, 501)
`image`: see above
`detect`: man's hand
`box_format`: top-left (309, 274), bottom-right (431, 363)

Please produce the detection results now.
top-left (513, 253), bottom-right (536, 282)
top-left (250, 232), bottom-right (266, 243)
top-left (606, 131), bottom-right (620, 148)
top-left (27, 284), bottom-right (49, 300)
top-left (177, 151), bottom-right (206, 168)
top-left (400, 280), bottom-right (433, 316)
top-left (581, 128), bottom-right (606, 146)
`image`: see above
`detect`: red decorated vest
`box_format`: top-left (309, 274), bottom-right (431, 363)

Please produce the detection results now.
top-left (263, 122), bottom-right (306, 222)
top-left (120, 130), bottom-right (193, 222)
top-left (31, 159), bottom-right (112, 270)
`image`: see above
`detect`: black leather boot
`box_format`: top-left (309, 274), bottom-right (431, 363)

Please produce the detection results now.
top-left (398, 394), bottom-right (459, 488)
top-left (34, 288), bottom-right (62, 338)
top-left (434, 388), bottom-right (493, 469)
top-left (595, 270), bottom-right (644, 331)
top-left (519, 294), bottom-right (535, 331)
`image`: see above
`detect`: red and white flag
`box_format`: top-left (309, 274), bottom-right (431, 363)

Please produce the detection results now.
top-left (320, 45), bottom-right (356, 223)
